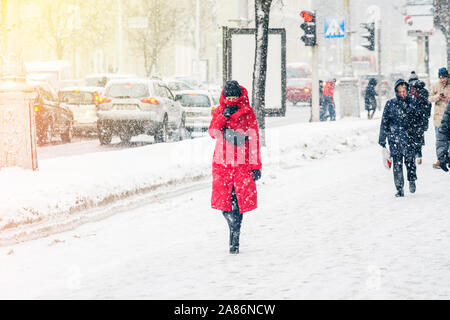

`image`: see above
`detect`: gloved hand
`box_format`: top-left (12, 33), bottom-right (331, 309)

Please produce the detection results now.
top-left (419, 87), bottom-right (429, 101)
top-left (223, 105), bottom-right (239, 117)
top-left (439, 157), bottom-right (449, 172)
top-left (379, 142), bottom-right (386, 148)
top-left (252, 169), bottom-right (261, 181)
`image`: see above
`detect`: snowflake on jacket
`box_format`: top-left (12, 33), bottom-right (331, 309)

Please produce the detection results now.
top-left (365, 78), bottom-right (378, 111)
top-left (407, 82), bottom-right (432, 157)
top-left (436, 101), bottom-right (450, 164)
top-left (379, 79), bottom-right (419, 157)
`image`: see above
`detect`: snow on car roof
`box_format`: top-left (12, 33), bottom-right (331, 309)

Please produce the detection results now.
top-left (175, 89), bottom-right (212, 96)
top-left (85, 73), bottom-right (136, 79)
top-left (59, 86), bottom-right (103, 92)
top-left (106, 78), bottom-right (151, 85)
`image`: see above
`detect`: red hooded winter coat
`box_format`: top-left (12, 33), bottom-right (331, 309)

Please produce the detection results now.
top-left (209, 86), bottom-right (262, 214)
top-left (322, 81), bottom-right (336, 105)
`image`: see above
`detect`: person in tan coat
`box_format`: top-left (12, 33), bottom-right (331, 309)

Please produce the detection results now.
top-left (429, 67), bottom-right (450, 168)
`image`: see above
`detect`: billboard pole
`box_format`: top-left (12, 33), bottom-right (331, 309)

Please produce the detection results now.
top-left (424, 35), bottom-right (430, 79)
top-left (311, 44), bottom-right (320, 122)
top-left (339, 0), bottom-right (360, 118)
top-left (376, 21), bottom-right (382, 111)
top-left (1, 0), bottom-right (6, 55)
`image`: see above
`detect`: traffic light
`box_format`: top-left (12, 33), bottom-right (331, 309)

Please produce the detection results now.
top-left (360, 22), bottom-right (375, 51)
top-left (300, 11), bottom-right (317, 46)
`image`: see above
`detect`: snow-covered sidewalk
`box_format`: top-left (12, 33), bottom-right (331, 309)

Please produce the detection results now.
top-left (0, 118), bottom-right (378, 241)
top-left (0, 124), bottom-right (449, 299)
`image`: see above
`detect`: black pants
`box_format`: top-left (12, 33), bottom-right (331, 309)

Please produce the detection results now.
top-left (392, 154), bottom-right (417, 191)
top-left (367, 109), bottom-right (376, 119)
top-left (223, 188), bottom-right (243, 252)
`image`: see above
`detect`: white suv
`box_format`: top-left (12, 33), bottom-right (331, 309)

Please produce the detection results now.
top-left (97, 78), bottom-right (186, 144)
top-left (174, 90), bottom-right (215, 136)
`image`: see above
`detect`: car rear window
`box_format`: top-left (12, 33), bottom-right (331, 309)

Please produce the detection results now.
top-left (60, 91), bottom-right (95, 105)
top-left (86, 77), bottom-right (107, 87)
top-left (106, 83), bottom-right (149, 98)
top-left (177, 94), bottom-right (211, 108)
top-left (166, 82), bottom-right (192, 91)
top-left (287, 79), bottom-right (310, 87)
top-left (287, 68), bottom-right (310, 79)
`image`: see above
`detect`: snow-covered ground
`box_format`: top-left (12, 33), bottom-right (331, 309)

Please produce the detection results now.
top-left (0, 116), bottom-right (377, 242)
top-left (1, 115), bottom-right (450, 299)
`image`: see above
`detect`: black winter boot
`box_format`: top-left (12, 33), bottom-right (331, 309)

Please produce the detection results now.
top-left (409, 181), bottom-right (416, 194)
top-left (230, 231), bottom-right (240, 254)
top-left (395, 189), bottom-right (404, 197)
top-left (223, 211), bottom-right (243, 254)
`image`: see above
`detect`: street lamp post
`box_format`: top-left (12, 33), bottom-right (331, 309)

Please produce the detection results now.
top-left (1, 0), bottom-right (7, 55)
top-left (338, 0), bottom-right (360, 118)
top-left (117, 0), bottom-right (123, 73)
top-left (195, 0), bottom-right (200, 82)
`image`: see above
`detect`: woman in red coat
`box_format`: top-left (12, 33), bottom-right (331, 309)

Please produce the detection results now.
top-left (209, 80), bottom-right (262, 254)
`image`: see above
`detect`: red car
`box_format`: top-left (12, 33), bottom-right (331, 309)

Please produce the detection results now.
top-left (286, 78), bottom-right (312, 105)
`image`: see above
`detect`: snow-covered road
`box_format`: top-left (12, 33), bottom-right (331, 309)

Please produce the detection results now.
top-left (36, 105), bottom-right (311, 160)
top-left (1, 127), bottom-right (449, 299)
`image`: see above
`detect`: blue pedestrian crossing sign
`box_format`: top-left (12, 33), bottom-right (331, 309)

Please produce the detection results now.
top-left (324, 17), bottom-right (345, 38)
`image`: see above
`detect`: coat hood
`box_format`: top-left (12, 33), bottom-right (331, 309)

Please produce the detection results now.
top-left (394, 78), bottom-right (409, 93)
top-left (368, 78), bottom-right (377, 86)
top-left (220, 85), bottom-right (250, 108)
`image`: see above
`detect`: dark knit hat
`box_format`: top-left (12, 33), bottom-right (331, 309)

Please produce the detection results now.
top-left (438, 67), bottom-right (449, 78)
top-left (368, 78), bottom-right (377, 86)
top-left (223, 80), bottom-right (242, 97)
top-left (408, 71), bottom-right (419, 82)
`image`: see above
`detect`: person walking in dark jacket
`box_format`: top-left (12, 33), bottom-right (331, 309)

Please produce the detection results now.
top-left (365, 78), bottom-right (378, 119)
top-left (436, 101), bottom-right (450, 171)
top-left (379, 79), bottom-right (418, 197)
top-left (408, 71), bottom-right (432, 164)
top-left (429, 67), bottom-right (450, 169)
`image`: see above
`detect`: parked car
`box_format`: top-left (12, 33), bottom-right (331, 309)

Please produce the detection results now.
top-left (286, 78), bottom-right (312, 105)
top-left (58, 87), bottom-right (102, 135)
top-left (30, 82), bottom-right (73, 145)
top-left (96, 78), bottom-right (186, 144)
top-left (162, 78), bottom-right (194, 94)
top-left (85, 73), bottom-right (135, 88)
top-left (171, 75), bottom-right (205, 89)
top-left (174, 90), bottom-right (214, 136)
top-left (59, 79), bottom-right (85, 89)
top-left (206, 84), bottom-right (221, 105)
top-left (286, 62), bottom-right (312, 79)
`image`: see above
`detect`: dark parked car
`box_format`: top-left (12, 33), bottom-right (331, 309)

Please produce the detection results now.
top-left (31, 82), bottom-right (73, 145)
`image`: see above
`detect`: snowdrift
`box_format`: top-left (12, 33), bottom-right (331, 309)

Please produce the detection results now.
top-left (0, 119), bottom-right (379, 240)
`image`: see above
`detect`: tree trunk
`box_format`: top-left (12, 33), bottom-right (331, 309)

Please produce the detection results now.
top-left (434, 0), bottom-right (450, 69)
top-left (438, 20), bottom-right (450, 70)
top-left (442, 32), bottom-right (450, 70)
top-left (447, 34), bottom-right (450, 70)
top-left (56, 40), bottom-right (64, 60)
top-left (252, 0), bottom-right (272, 147)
